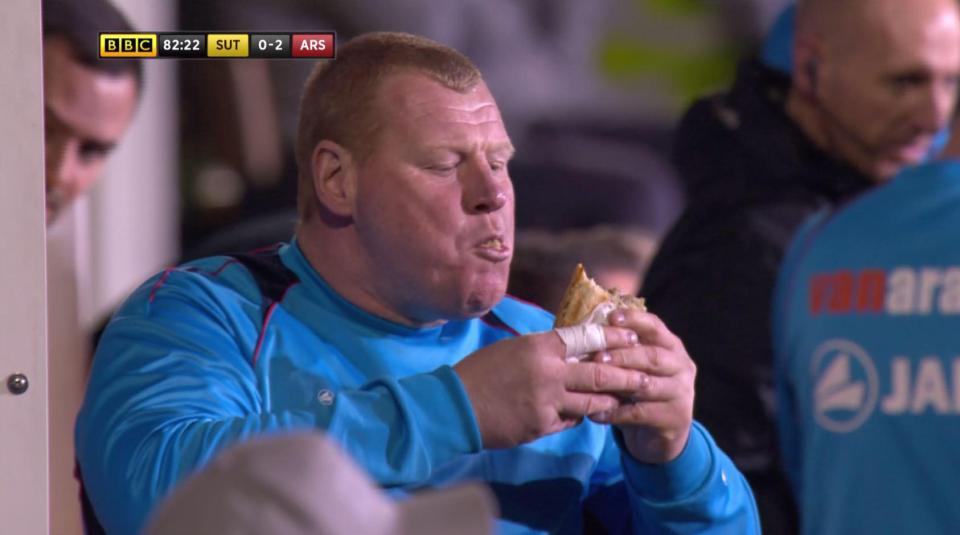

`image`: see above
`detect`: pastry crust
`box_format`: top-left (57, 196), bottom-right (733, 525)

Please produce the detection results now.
top-left (553, 264), bottom-right (646, 328)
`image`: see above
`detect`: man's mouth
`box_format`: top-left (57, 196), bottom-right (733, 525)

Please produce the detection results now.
top-left (479, 237), bottom-right (505, 250)
top-left (474, 236), bottom-right (510, 262)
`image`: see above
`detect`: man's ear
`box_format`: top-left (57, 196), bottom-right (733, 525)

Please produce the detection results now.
top-left (793, 32), bottom-right (823, 98)
top-left (310, 140), bottom-right (357, 218)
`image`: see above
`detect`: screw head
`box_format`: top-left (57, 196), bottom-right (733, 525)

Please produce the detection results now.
top-left (7, 374), bottom-right (28, 395)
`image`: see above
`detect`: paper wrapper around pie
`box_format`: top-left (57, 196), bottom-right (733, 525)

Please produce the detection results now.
top-left (553, 264), bottom-right (647, 360)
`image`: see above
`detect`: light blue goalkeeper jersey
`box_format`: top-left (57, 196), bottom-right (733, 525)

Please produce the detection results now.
top-left (76, 240), bottom-right (758, 535)
top-left (774, 161), bottom-right (960, 535)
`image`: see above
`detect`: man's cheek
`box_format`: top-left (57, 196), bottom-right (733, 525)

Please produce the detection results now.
top-left (79, 160), bottom-right (108, 190)
top-left (44, 163), bottom-right (57, 192)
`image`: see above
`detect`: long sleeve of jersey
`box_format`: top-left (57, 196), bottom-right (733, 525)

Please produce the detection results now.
top-left (75, 271), bottom-right (484, 535)
top-left (586, 425), bottom-right (760, 534)
top-left (621, 424), bottom-right (760, 534)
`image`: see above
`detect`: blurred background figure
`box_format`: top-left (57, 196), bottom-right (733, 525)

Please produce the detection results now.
top-left (773, 132), bottom-right (960, 535)
top-left (639, 0), bottom-right (960, 533)
top-left (509, 226), bottom-right (657, 312)
top-left (504, 125), bottom-right (676, 311)
top-left (43, 0), bottom-right (141, 225)
top-left (147, 432), bottom-right (498, 535)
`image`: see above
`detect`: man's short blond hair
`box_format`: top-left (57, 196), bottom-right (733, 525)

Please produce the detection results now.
top-left (295, 32), bottom-right (483, 220)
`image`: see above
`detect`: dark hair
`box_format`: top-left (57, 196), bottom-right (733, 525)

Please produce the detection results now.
top-left (42, 0), bottom-right (143, 89)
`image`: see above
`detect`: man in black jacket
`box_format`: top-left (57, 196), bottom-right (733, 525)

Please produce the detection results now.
top-left (641, 0), bottom-right (960, 532)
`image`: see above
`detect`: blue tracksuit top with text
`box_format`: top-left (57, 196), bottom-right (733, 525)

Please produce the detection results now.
top-left (774, 161), bottom-right (960, 535)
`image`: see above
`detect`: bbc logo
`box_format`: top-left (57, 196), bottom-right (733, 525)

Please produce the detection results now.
top-left (100, 33), bottom-right (158, 58)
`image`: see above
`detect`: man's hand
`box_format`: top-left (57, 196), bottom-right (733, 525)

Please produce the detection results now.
top-left (589, 309), bottom-right (697, 464)
top-left (454, 327), bottom-right (644, 449)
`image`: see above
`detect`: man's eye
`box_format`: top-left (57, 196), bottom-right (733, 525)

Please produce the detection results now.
top-left (426, 163), bottom-right (457, 175)
top-left (44, 112), bottom-right (66, 140)
top-left (889, 73), bottom-right (929, 93)
top-left (78, 142), bottom-right (109, 163)
top-left (489, 161), bottom-right (506, 172)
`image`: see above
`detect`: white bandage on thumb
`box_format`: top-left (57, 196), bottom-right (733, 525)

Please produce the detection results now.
top-left (554, 324), bottom-right (607, 362)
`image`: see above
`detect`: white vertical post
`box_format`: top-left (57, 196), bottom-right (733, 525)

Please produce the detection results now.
top-left (0, 0), bottom-right (50, 533)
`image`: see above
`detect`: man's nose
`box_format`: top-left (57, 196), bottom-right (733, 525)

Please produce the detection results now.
top-left (462, 159), bottom-right (509, 214)
top-left (53, 139), bottom-right (78, 191)
top-left (56, 141), bottom-right (97, 200)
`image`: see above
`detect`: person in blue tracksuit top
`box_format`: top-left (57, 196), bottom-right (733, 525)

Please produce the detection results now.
top-left (76, 32), bottom-right (759, 534)
top-left (774, 159), bottom-right (960, 534)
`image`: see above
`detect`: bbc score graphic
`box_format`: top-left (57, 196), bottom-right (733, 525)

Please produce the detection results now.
top-left (99, 32), bottom-right (335, 59)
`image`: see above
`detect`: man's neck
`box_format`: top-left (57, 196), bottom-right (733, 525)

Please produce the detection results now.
top-left (295, 222), bottom-right (444, 329)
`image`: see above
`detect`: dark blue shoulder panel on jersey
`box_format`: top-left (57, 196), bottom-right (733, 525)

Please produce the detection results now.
top-left (230, 248), bottom-right (300, 303)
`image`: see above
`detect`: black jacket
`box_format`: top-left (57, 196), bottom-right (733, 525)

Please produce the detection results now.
top-left (641, 60), bottom-right (873, 534)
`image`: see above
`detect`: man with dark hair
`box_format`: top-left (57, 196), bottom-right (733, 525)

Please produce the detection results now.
top-left (42, 0), bottom-right (142, 223)
top-left (77, 32), bottom-right (759, 534)
top-left (641, 0), bottom-right (960, 532)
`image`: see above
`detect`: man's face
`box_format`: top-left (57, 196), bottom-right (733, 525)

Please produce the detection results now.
top-left (815, 0), bottom-right (960, 181)
top-left (352, 73), bottom-right (515, 324)
top-left (43, 37), bottom-right (138, 224)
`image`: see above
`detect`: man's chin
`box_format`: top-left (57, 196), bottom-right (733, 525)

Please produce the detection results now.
top-left (460, 287), bottom-right (506, 319)
top-left (897, 144), bottom-right (932, 164)
top-left (872, 152), bottom-right (926, 182)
